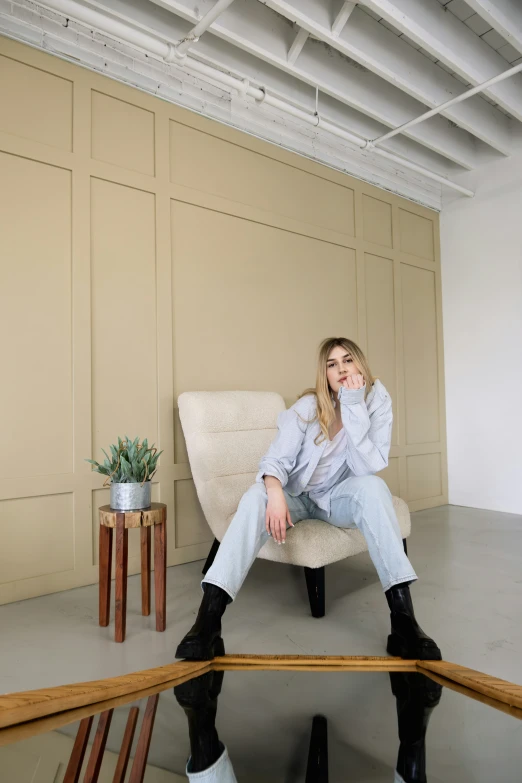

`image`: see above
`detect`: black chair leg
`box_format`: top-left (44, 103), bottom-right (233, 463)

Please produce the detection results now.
top-left (305, 715), bottom-right (328, 783)
top-left (202, 538), bottom-right (220, 575)
top-left (304, 566), bottom-right (325, 618)
top-left (402, 538), bottom-right (408, 555)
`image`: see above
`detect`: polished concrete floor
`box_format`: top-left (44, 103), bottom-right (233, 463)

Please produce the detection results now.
top-left (1, 503), bottom-right (521, 694)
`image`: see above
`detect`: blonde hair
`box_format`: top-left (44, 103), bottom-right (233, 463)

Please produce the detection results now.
top-left (297, 337), bottom-right (375, 445)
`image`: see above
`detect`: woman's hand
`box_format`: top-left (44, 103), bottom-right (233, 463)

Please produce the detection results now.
top-left (342, 373), bottom-right (365, 390)
top-left (265, 490), bottom-right (294, 544)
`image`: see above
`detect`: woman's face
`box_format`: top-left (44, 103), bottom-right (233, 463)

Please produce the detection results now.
top-left (326, 346), bottom-right (361, 394)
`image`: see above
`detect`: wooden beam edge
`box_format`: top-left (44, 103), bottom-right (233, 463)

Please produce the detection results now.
top-left (423, 668), bottom-right (522, 722)
top-left (0, 667), bottom-right (209, 747)
top-left (0, 660), bottom-right (209, 729)
top-left (417, 660), bottom-right (522, 710)
top-left (1, 655), bottom-right (521, 734)
top-left (212, 654), bottom-right (413, 666)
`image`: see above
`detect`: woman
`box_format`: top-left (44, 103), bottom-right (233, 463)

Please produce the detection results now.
top-left (176, 337), bottom-right (441, 662)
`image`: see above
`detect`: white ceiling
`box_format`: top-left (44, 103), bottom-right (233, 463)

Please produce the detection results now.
top-left (2, 0), bottom-right (522, 208)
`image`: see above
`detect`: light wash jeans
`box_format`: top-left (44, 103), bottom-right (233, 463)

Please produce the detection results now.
top-left (203, 475), bottom-right (417, 598)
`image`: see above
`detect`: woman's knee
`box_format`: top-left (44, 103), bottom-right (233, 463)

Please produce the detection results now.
top-left (350, 474), bottom-right (391, 498)
top-left (238, 482), bottom-right (268, 513)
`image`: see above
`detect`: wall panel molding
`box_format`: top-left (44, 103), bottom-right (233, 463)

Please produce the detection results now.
top-left (0, 36), bottom-right (446, 605)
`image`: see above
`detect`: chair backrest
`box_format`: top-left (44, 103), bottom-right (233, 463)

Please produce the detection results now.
top-left (177, 391), bottom-right (286, 540)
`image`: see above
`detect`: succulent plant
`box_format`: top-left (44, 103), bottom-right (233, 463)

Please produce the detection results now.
top-left (86, 436), bottom-right (163, 485)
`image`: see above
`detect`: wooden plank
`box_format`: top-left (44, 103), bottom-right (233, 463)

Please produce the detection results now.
top-left (115, 512), bottom-right (128, 643)
top-left (423, 669), bottom-right (522, 722)
top-left (0, 660), bottom-right (209, 729)
top-left (141, 527), bottom-right (151, 617)
top-left (99, 525), bottom-right (113, 628)
top-left (212, 663), bottom-right (417, 673)
top-left (154, 513), bottom-right (166, 632)
top-left (112, 706), bottom-right (139, 783)
top-left (63, 716), bottom-right (93, 783)
top-left (2, 654), bottom-right (521, 737)
top-left (418, 660), bottom-right (522, 710)
top-left (129, 694), bottom-right (159, 783)
top-left (84, 709), bottom-right (113, 783)
top-left (213, 654), bottom-right (413, 666)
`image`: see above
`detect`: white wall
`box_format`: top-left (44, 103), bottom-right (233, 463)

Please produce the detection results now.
top-left (440, 152), bottom-right (522, 515)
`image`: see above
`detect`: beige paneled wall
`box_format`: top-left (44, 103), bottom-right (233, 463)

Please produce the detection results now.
top-left (0, 37), bottom-right (447, 604)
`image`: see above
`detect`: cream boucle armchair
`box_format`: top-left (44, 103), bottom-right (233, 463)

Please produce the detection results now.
top-left (177, 390), bottom-right (411, 617)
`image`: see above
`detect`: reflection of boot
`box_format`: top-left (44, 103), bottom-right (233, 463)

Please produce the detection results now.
top-left (174, 670), bottom-right (225, 773)
top-left (176, 584), bottom-right (229, 660)
top-left (386, 584), bottom-right (442, 661)
top-left (389, 672), bottom-right (443, 783)
top-left (305, 715), bottom-right (328, 783)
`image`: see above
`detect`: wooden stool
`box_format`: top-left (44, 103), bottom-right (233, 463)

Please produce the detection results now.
top-left (98, 502), bottom-right (167, 643)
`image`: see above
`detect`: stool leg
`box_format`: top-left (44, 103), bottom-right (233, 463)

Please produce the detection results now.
top-left (115, 513), bottom-right (128, 643)
top-left (154, 515), bottom-right (167, 632)
top-left (99, 525), bottom-right (113, 627)
top-left (141, 527), bottom-right (151, 617)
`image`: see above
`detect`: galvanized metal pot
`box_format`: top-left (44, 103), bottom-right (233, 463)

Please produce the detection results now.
top-left (110, 482), bottom-right (151, 511)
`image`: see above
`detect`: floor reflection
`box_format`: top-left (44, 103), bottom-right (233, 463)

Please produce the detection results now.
top-left (174, 671), bottom-right (442, 783)
top-left (1, 666), bottom-right (520, 782)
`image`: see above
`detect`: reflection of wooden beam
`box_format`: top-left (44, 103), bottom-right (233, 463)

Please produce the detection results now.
top-left (424, 668), bottom-right (522, 722)
top-left (213, 654), bottom-right (414, 668)
top-left (0, 667), bottom-right (209, 744)
top-left (113, 707), bottom-right (140, 783)
top-left (84, 709), bottom-right (113, 783)
top-left (129, 694), bottom-right (160, 783)
top-left (2, 654), bottom-right (522, 740)
top-left (0, 659), bottom-right (209, 729)
top-left (418, 660), bottom-right (522, 710)
top-left (64, 716), bottom-right (93, 783)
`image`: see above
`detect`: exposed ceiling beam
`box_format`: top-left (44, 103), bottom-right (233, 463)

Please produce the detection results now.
top-left (52, 0), bottom-right (466, 177)
top-left (332, 1), bottom-right (356, 37)
top-left (260, 0), bottom-right (513, 155)
top-left (360, 0), bottom-right (522, 121)
top-left (25, 0), bottom-right (474, 197)
top-left (287, 26), bottom-right (309, 64)
top-left (465, 0), bottom-right (522, 54)
top-left (174, 0), bottom-right (236, 57)
top-left (148, 0), bottom-right (482, 169)
top-left (372, 58), bottom-right (522, 146)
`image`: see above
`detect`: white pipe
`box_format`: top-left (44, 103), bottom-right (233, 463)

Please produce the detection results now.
top-left (175, 0), bottom-right (236, 58)
top-left (373, 60), bottom-right (522, 146)
top-left (170, 53), bottom-right (475, 196)
top-left (37, 0), bottom-right (474, 196)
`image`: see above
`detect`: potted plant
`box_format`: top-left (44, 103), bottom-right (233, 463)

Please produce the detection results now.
top-left (86, 436), bottom-right (163, 511)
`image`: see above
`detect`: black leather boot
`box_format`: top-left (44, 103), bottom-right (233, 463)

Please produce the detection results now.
top-left (385, 583), bottom-right (442, 660)
top-left (389, 672), bottom-right (443, 783)
top-left (175, 584), bottom-right (229, 660)
top-left (174, 670), bottom-right (225, 773)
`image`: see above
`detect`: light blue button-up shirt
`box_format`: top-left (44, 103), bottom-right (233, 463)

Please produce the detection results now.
top-left (255, 380), bottom-right (392, 515)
